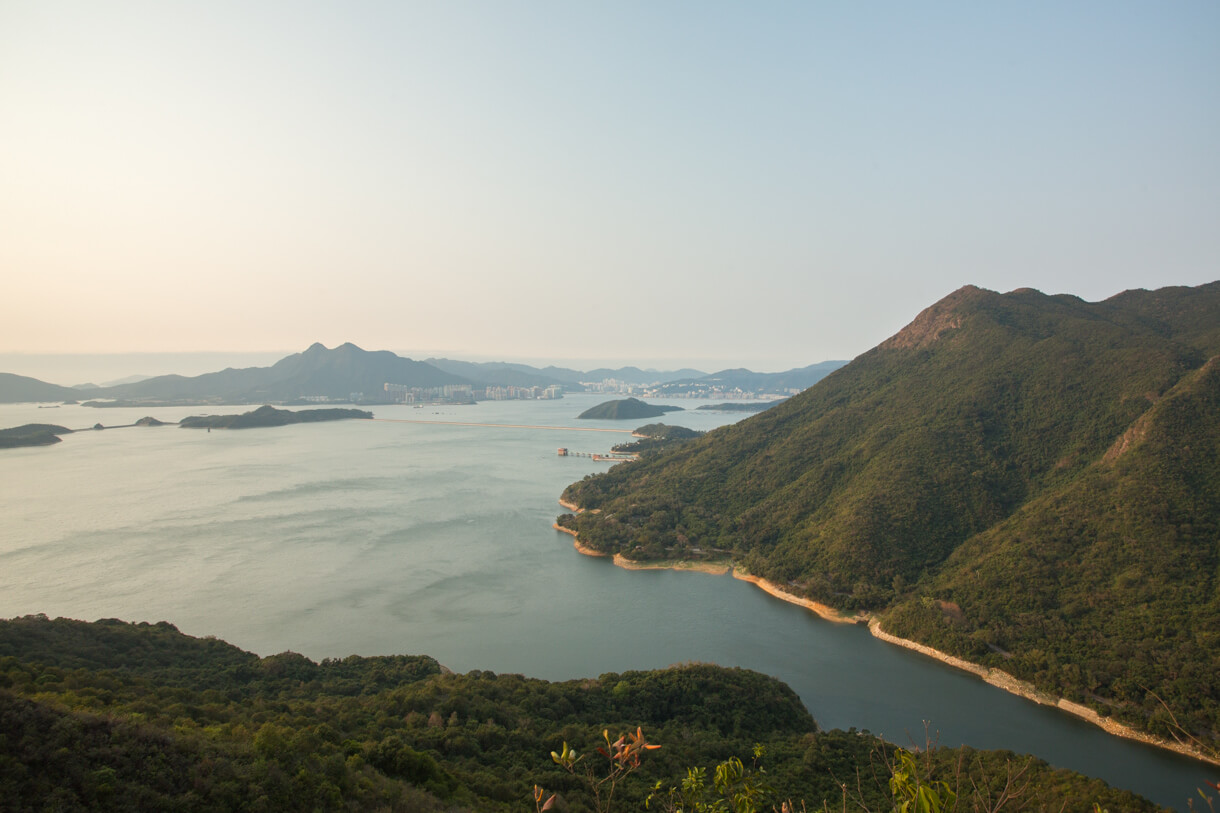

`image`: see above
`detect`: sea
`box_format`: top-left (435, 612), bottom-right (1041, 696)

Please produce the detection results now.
top-left (0, 394), bottom-right (1212, 810)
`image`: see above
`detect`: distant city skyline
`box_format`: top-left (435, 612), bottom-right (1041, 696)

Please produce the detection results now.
top-left (3, 3), bottom-right (1217, 374)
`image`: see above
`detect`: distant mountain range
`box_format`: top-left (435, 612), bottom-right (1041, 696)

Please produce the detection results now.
top-left (648, 361), bottom-right (848, 397)
top-left (424, 358), bottom-right (709, 388)
top-left (559, 281), bottom-right (1220, 754)
top-left (0, 344), bottom-right (838, 405)
top-left (0, 373), bottom-right (85, 404)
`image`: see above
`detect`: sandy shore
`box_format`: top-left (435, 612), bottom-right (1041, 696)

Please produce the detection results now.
top-left (554, 522), bottom-right (730, 574)
top-left (730, 571), bottom-right (865, 625)
top-left (554, 501), bottom-right (1219, 766)
top-left (611, 555), bottom-right (730, 575)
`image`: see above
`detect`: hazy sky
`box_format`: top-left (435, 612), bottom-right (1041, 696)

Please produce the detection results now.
top-left (3, 2), bottom-right (1217, 372)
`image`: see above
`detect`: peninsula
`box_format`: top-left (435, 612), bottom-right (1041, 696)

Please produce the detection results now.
top-left (557, 282), bottom-right (1220, 761)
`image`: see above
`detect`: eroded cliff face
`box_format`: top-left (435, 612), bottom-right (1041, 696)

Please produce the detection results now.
top-left (877, 284), bottom-right (982, 351)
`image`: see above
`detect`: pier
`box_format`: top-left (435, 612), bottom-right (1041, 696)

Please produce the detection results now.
top-left (557, 447), bottom-right (636, 461)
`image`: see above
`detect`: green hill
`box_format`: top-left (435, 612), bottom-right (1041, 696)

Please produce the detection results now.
top-left (0, 615), bottom-right (1163, 811)
top-left (558, 282), bottom-right (1220, 751)
top-left (0, 423), bottom-right (73, 448)
top-left (0, 372), bottom-right (82, 404)
top-left (178, 404), bottom-right (372, 429)
top-left (577, 397), bottom-right (683, 420)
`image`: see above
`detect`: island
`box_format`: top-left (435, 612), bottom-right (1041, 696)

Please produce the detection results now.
top-left (178, 404), bottom-right (373, 429)
top-left (0, 424), bottom-right (73, 449)
top-left (576, 397), bottom-right (683, 420)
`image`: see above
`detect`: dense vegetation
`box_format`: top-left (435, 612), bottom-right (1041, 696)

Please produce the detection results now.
top-left (179, 405), bottom-right (373, 429)
top-left (559, 283), bottom-right (1220, 751)
top-left (695, 402), bottom-right (779, 413)
top-left (0, 423), bottom-right (72, 448)
top-left (578, 399), bottom-right (684, 420)
top-left (612, 424), bottom-right (705, 457)
top-left (0, 616), bottom-right (1164, 811)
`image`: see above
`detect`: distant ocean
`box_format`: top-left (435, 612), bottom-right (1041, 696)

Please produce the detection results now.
top-left (0, 394), bottom-right (1211, 810)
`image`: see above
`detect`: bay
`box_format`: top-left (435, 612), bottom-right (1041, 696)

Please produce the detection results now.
top-left (0, 394), bottom-right (1212, 809)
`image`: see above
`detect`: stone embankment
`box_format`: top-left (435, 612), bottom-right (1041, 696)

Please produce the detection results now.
top-left (867, 619), bottom-right (1220, 767)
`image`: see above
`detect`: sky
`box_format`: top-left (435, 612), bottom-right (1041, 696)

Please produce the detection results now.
top-left (2, 2), bottom-right (1218, 377)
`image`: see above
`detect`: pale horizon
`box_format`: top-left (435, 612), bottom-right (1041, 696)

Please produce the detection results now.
top-left (3, 3), bottom-right (1217, 372)
top-left (0, 343), bottom-right (854, 388)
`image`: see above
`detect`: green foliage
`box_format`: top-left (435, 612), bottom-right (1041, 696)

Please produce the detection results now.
top-left (577, 398), bottom-right (682, 420)
top-left (558, 283), bottom-right (1220, 747)
top-left (888, 749), bottom-right (956, 813)
top-left (614, 424), bottom-right (706, 456)
top-left (648, 745), bottom-right (773, 813)
top-left (0, 616), bottom-right (1167, 811)
top-left (541, 727), bottom-right (661, 813)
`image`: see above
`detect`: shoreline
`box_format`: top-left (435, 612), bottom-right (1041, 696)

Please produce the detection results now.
top-left (554, 504), bottom-right (1220, 768)
top-left (866, 618), bottom-right (1220, 767)
top-left (553, 522), bottom-right (731, 574)
top-left (729, 571), bottom-right (865, 625)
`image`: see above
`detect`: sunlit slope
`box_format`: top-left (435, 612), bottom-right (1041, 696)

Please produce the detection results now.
top-left (560, 282), bottom-right (1219, 744)
top-left (884, 353), bottom-right (1220, 742)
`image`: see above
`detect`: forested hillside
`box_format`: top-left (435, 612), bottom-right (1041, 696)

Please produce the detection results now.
top-left (0, 616), bottom-right (1163, 811)
top-left (558, 283), bottom-right (1220, 751)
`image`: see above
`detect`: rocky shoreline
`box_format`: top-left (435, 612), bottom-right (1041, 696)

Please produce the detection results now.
top-left (554, 502), bottom-right (1220, 768)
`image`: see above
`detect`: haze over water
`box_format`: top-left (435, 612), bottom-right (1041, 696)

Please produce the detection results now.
top-left (0, 394), bottom-right (1211, 809)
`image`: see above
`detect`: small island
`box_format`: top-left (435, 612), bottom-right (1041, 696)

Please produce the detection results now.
top-left (0, 424), bottom-right (73, 449)
top-left (179, 405), bottom-right (373, 430)
top-left (576, 397), bottom-right (683, 420)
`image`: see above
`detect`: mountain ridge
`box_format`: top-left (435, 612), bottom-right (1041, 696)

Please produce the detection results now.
top-left (558, 281), bottom-right (1220, 751)
top-left (1, 348), bottom-right (840, 405)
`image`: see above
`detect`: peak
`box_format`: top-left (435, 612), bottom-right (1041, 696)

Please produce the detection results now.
top-left (304, 342), bottom-right (329, 353)
top-left (336, 342), bottom-right (363, 353)
top-left (879, 287), bottom-right (988, 351)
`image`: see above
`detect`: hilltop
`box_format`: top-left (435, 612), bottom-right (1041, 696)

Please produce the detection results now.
top-left (559, 281), bottom-right (1220, 753)
top-left (577, 397), bottom-right (684, 420)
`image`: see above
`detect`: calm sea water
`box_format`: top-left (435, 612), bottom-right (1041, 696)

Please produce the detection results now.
top-left (0, 395), bottom-right (1212, 809)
